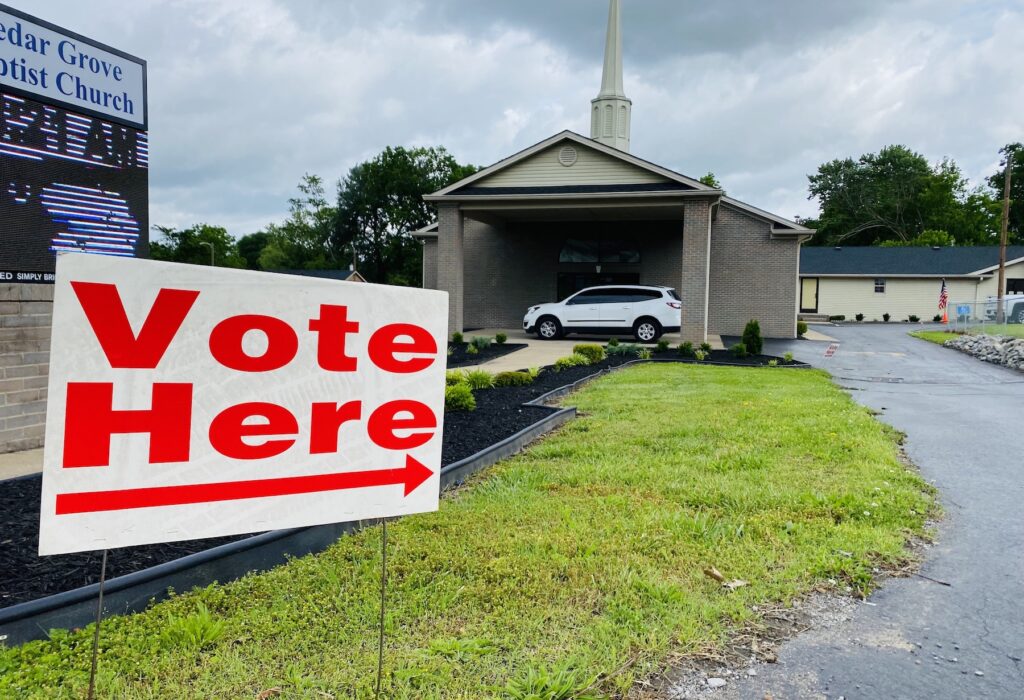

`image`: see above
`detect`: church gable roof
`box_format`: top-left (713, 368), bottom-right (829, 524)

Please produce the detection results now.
top-left (426, 131), bottom-right (713, 200)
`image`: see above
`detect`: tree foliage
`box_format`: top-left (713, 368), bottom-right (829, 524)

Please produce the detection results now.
top-left (807, 145), bottom-right (1000, 246)
top-left (258, 174), bottom-right (337, 271)
top-left (236, 231), bottom-right (270, 270)
top-left (333, 146), bottom-right (477, 285)
top-left (698, 171), bottom-right (723, 192)
top-left (986, 142), bottom-right (1024, 244)
top-left (149, 224), bottom-right (244, 268)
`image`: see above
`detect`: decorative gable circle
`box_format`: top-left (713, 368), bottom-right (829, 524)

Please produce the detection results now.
top-left (558, 145), bottom-right (578, 167)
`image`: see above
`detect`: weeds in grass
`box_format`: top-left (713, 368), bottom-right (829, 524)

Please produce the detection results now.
top-left (502, 666), bottom-right (600, 700)
top-left (159, 604), bottom-right (224, 653)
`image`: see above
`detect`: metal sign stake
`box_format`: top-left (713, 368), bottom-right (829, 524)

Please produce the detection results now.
top-left (87, 548), bottom-right (108, 700)
top-left (375, 521), bottom-right (388, 699)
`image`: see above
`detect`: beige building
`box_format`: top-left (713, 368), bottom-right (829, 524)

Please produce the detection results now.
top-left (799, 246), bottom-right (1024, 320)
top-left (415, 0), bottom-right (814, 342)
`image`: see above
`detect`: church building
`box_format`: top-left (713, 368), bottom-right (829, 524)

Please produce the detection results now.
top-left (416, 0), bottom-right (814, 341)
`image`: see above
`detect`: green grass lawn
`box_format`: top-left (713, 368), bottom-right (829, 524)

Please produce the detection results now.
top-left (910, 330), bottom-right (958, 345)
top-left (965, 323), bottom-right (1024, 338)
top-left (0, 365), bottom-right (934, 699)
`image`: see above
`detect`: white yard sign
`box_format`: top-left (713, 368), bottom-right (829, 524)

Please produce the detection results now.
top-left (39, 255), bottom-right (447, 555)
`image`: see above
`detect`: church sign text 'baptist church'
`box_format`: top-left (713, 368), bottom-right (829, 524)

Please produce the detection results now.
top-left (0, 3), bottom-right (146, 128)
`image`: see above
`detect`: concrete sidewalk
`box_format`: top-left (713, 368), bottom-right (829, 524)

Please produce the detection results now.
top-left (0, 447), bottom-right (43, 480)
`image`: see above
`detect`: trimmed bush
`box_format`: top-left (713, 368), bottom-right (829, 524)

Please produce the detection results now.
top-left (783, 352), bottom-right (794, 364)
top-left (933, 314), bottom-right (943, 322)
top-left (446, 370), bottom-right (466, 386)
top-left (637, 348), bottom-right (653, 360)
top-left (466, 344), bottom-right (479, 355)
top-left (607, 343), bottom-right (640, 357)
top-left (677, 341), bottom-right (695, 358)
top-left (464, 369), bottom-right (494, 390)
top-left (855, 313), bottom-right (865, 322)
top-left (444, 383), bottom-right (476, 412)
top-left (700, 342), bottom-right (713, 355)
top-left (730, 342), bottom-right (749, 358)
top-left (527, 367), bottom-right (541, 380)
top-left (493, 371), bottom-right (533, 387)
top-left (495, 333), bottom-right (508, 345)
top-left (573, 344), bottom-right (606, 364)
top-left (741, 319), bottom-right (764, 356)
top-left (908, 315), bottom-right (920, 323)
top-left (470, 336), bottom-right (492, 351)
top-left (768, 359), bottom-right (779, 367)
top-left (451, 332), bottom-right (463, 344)
top-left (607, 337), bottom-right (620, 348)
top-left (797, 321), bottom-right (808, 337)
top-left (553, 353), bottom-right (591, 371)
top-left (883, 313), bottom-right (891, 322)
top-left (693, 349), bottom-right (707, 361)
top-left (655, 339), bottom-right (670, 353)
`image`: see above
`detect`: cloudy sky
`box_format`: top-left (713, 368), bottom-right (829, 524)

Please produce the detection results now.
top-left (16, 0), bottom-right (1024, 238)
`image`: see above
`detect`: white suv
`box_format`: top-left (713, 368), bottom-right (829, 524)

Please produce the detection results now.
top-left (523, 285), bottom-right (682, 342)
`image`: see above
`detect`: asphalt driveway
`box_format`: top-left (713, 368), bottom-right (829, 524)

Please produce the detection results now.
top-left (716, 324), bottom-right (1024, 699)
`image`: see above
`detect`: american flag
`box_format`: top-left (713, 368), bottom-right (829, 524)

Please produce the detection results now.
top-left (938, 279), bottom-right (949, 310)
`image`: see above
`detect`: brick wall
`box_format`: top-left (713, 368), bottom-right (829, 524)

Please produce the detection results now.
top-left (708, 204), bottom-right (800, 338)
top-left (422, 239), bottom-right (438, 290)
top-left (680, 201), bottom-right (713, 342)
top-left (436, 204), bottom-right (465, 333)
top-left (0, 284), bottom-right (52, 453)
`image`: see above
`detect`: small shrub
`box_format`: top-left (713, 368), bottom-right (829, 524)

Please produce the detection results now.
top-left (655, 339), bottom-right (670, 353)
top-left (493, 371), bottom-right (533, 387)
top-left (768, 359), bottom-right (779, 367)
top-left (553, 353), bottom-right (591, 371)
top-left (607, 343), bottom-right (640, 357)
top-left (908, 314), bottom-right (920, 323)
top-left (933, 314), bottom-right (943, 322)
top-left (693, 349), bottom-right (707, 361)
top-left (470, 336), bottom-right (491, 351)
top-left (159, 604), bottom-right (225, 653)
top-left (464, 369), bottom-right (494, 390)
top-left (883, 313), bottom-right (891, 322)
top-left (855, 313), bottom-right (865, 322)
top-left (494, 332), bottom-right (507, 345)
top-left (730, 342), bottom-right (749, 358)
top-left (445, 370), bottom-right (466, 386)
top-left (573, 344), bottom-right (606, 364)
top-left (445, 383), bottom-right (476, 411)
top-left (466, 344), bottom-right (479, 355)
top-left (783, 351), bottom-right (794, 364)
top-left (637, 348), bottom-right (652, 360)
top-left (503, 666), bottom-right (600, 700)
top-left (451, 331), bottom-right (463, 344)
top-left (677, 341), bottom-right (695, 358)
top-left (797, 321), bottom-right (808, 337)
top-left (742, 319), bottom-right (764, 355)
top-left (828, 315), bottom-right (846, 322)
top-left (527, 366), bottom-right (541, 380)
top-left (607, 337), bottom-right (620, 348)
top-left (700, 342), bottom-right (713, 355)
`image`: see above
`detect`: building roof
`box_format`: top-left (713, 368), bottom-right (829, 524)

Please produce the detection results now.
top-left (800, 246), bottom-right (1024, 277)
top-left (270, 268), bottom-right (367, 282)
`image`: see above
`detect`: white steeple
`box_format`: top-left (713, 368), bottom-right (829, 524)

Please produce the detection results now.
top-left (590, 0), bottom-right (631, 151)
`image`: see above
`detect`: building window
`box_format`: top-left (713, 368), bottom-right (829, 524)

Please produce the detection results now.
top-left (559, 239), bottom-right (641, 264)
top-left (874, 278), bottom-right (886, 293)
top-left (1008, 279), bottom-right (1024, 294)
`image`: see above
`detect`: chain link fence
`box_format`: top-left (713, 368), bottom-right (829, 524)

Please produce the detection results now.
top-left (949, 297), bottom-right (1024, 337)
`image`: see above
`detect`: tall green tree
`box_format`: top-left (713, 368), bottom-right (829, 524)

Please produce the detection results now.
top-left (258, 174), bottom-right (337, 271)
top-left (149, 224), bottom-right (244, 268)
top-left (987, 142), bottom-right (1024, 244)
top-left (333, 146), bottom-right (478, 285)
top-left (236, 231), bottom-right (270, 269)
top-left (807, 145), bottom-right (999, 246)
top-left (698, 171), bottom-right (724, 192)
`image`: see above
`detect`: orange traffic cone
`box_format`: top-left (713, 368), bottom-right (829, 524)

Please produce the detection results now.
top-left (942, 310), bottom-right (948, 324)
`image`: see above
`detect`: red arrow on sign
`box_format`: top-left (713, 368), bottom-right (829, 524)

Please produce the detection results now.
top-left (54, 455), bottom-right (434, 515)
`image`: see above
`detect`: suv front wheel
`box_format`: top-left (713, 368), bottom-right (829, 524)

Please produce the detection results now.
top-left (633, 317), bottom-right (662, 343)
top-left (537, 316), bottom-right (563, 340)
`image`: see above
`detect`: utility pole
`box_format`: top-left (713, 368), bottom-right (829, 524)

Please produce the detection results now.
top-left (996, 153), bottom-right (1013, 323)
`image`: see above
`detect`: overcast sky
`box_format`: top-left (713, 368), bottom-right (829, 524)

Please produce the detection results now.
top-left (15, 0), bottom-right (1024, 238)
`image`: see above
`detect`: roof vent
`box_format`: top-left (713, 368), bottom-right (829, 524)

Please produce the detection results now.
top-left (932, 246), bottom-right (941, 250)
top-left (558, 145), bottom-right (578, 167)
top-left (834, 246), bottom-right (842, 251)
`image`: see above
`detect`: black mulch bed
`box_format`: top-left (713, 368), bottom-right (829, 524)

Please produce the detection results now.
top-left (1, 350), bottom-right (799, 608)
top-left (447, 342), bottom-right (527, 368)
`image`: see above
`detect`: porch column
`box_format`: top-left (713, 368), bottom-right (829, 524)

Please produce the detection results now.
top-left (680, 200), bottom-right (712, 343)
top-left (437, 203), bottom-right (465, 334)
